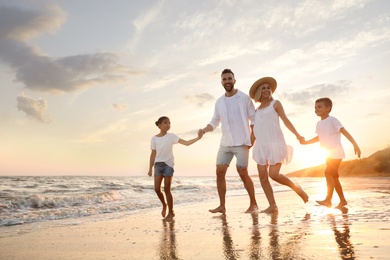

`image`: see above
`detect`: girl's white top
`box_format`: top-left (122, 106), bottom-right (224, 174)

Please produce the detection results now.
top-left (150, 133), bottom-right (180, 168)
top-left (316, 116), bottom-right (345, 159)
top-left (252, 100), bottom-right (293, 165)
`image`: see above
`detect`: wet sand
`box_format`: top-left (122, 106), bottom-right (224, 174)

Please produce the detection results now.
top-left (1, 177), bottom-right (389, 259)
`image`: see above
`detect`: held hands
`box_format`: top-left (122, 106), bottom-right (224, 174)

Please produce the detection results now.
top-left (198, 129), bottom-right (206, 137)
top-left (198, 129), bottom-right (205, 139)
top-left (297, 135), bottom-right (306, 144)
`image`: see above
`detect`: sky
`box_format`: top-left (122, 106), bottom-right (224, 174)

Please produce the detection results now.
top-left (0, 0), bottom-right (389, 176)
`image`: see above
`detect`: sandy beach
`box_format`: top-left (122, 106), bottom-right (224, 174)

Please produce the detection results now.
top-left (1, 177), bottom-right (389, 259)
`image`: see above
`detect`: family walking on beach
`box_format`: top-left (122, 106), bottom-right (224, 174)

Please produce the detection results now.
top-left (148, 68), bottom-right (361, 221)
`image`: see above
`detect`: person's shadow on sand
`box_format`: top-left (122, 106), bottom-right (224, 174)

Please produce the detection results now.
top-left (157, 220), bottom-right (180, 260)
top-left (328, 209), bottom-right (355, 259)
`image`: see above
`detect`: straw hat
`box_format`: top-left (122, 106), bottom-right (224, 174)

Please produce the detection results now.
top-left (249, 77), bottom-right (277, 100)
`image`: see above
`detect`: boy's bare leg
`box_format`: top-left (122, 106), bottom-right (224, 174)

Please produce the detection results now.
top-left (154, 176), bottom-right (167, 217)
top-left (334, 177), bottom-right (348, 208)
top-left (318, 159), bottom-right (342, 208)
top-left (258, 164), bottom-right (278, 213)
top-left (238, 167), bottom-right (258, 213)
top-left (163, 177), bottom-right (175, 221)
top-left (209, 165), bottom-right (227, 214)
top-left (316, 174), bottom-right (334, 207)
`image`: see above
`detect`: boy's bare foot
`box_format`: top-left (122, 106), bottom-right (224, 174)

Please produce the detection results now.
top-left (316, 200), bottom-right (332, 207)
top-left (296, 185), bottom-right (309, 203)
top-left (335, 200), bottom-right (348, 209)
top-left (163, 212), bottom-right (175, 222)
top-left (245, 205), bottom-right (258, 214)
top-left (209, 206), bottom-right (226, 214)
top-left (161, 204), bottom-right (167, 218)
top-left (260, 205), bottom-right (278, 214)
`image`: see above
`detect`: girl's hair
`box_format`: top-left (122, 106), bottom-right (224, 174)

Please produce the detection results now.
top-left (155, 116), bottom-right (169, 126)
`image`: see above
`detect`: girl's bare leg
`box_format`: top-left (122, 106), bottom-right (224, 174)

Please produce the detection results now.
top-left (163, 176), bottom-right (175, 221)
top-left (154, 176), bottom-right (167, 217)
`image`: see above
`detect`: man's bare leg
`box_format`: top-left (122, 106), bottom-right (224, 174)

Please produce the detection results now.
top-left (209, 165), bottom-right (227, 214)
top-left (238, 167), bottom-right (258, 213)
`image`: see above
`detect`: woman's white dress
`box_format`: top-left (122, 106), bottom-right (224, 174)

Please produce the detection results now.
top-left (252, 100), bottom-right (293, 165)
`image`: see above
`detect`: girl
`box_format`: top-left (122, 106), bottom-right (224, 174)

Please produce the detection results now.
top-left (249, 77), bottom-right (309, 213)
top-left (148, 116), bottom-right (203, 221)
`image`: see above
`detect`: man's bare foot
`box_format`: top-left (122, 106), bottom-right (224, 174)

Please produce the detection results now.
top-left (260, 205), bottom-right (278, 214)
top-left (163, 212), bottom-right (175, 222)
top-left (209, 206), bottom-right (226, 214)
top-left (335, 200), bottom-right (348, 209)
top-left (296, 185), bottom-right (309, 203)
top-left (316, 200), bottom-right (332, 207)
top-left (161, 204), bottom-right (167, 218)
top-left (245, 205), bottom-right (258, 214)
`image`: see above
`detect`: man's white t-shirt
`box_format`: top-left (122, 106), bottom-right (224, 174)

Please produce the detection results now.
top-left (225, 96), bottom-right (247, 145)
top-left (316, 116), bottom-right (345, 159)
top-left (150, 133), bottom-right (180, 168)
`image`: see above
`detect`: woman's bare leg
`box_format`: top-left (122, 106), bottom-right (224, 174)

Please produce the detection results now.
top-left (269, 163), bottom-right (308, 203)
top-left (258, 164), bottom-right (278, 213)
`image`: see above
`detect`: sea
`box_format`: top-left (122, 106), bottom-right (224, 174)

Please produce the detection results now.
top-left (0, 175), bottom-right (322, 227)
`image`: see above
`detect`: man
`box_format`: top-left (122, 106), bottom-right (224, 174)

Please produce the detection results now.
top-left (200, 69), bottom-right (258, 214)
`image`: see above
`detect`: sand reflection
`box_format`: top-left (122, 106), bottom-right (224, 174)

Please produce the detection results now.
top-left (328, 208), bottom-right (355, 259)
top-left (158, 220), bottom-right (180, 260)
top-left (219, 214), bottom-right (241, 259)
top-left (249, 212), bottom-right (311, 259)
top-left (248, 212), bottom-right (262, 259)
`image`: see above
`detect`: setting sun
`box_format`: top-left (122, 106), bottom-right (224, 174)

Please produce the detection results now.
top-left (295, 146), bottom-right (328, 169)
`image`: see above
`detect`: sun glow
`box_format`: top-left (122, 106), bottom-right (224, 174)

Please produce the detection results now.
top-left (296, 146), bottom-right (328, 169)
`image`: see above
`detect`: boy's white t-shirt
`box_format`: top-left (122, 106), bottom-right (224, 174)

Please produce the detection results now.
top-left (150, 133), bottom-right (180, 168)
top-left (316, 116), bottom-right (345, 159)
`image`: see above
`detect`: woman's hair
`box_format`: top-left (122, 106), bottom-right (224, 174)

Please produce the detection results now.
top-left (155, 116), bottom-right (169, 126)
top-left (316, 97), bottom-right (333, 112)
top-left (254, 86), bottom-right (272, 103)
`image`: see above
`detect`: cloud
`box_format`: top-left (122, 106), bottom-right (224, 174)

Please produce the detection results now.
top-left (16, 92), bottom-right (51, 123)
top-left (280, 80), bottom-right (351, 107)
top-left (0, 3), bottom-right (66, 41)
top-left (185, 93), bottom-right (214, 107)
top-left (112, 103), bottom-right (129, 111)
top-left (0, 3), bottom-right (141, 94)
top-left (72, 118), bottom-right (129, 143)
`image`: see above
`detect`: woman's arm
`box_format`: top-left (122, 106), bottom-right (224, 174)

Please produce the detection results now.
top-left (274, 100), bottom-right (302, 140)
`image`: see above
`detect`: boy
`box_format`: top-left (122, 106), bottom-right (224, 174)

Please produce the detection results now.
top-left (300, 97), bottom-right (361, 208)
